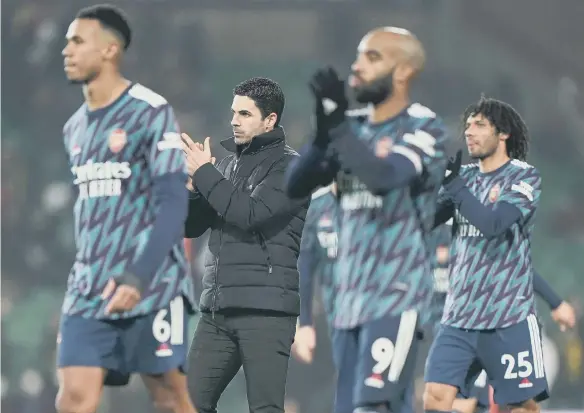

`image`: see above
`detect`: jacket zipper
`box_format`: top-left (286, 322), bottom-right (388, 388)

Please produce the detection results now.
top-left (256, 232), bottom-right (273, 274)
top-left (212, 234), bottom-right (221, 319)
top-left (211, 148), bottom-right (249, 318)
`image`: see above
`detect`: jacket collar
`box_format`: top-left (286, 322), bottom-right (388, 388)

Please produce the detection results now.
top-left (220, 126), bottom-right (286, 154)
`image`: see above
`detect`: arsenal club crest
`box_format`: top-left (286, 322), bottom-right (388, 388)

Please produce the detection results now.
top-left (489, 183), bottom-right (501, 203)
top-left (108, 129), bottom-right (127, 153)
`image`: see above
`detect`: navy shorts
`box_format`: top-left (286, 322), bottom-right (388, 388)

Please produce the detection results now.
top-left (425, 314), bottom-right (549, 406)
top-left (331, 310), bottom-right (421, 413)
top-left (458, 369), bottom-right (489, 408)
top-left (57, 296), bottom-right (190, 386)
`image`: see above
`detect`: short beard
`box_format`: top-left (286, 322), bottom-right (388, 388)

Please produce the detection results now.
top-left (470, 146), bottom-right (497, 160)
top-left (234, 135), bottom-right (253, 145)
top-left (352, 70), bottom-right (394, 105)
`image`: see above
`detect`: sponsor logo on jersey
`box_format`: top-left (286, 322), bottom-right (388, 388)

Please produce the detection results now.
top-left (72, 160), bottom-right (132, 199)
top-left (455, 210), bottom-right (483, 237)
top-left (337, 172), bottom-right (383, 210)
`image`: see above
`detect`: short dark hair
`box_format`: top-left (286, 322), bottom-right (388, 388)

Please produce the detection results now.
top-left (233, 77), bottom-right (285, 126)
top-left (462, 95), bottom-right (530, 161)
top-left (77, 4), bottom-right (132, 50)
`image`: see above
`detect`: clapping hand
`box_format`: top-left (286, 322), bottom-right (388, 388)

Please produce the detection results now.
top-left (182, 135), bottom-right (216, 179)
top-left (309, 67), bottom-right (348, 148)
top-left (443, 149), bottom-right (462, 185)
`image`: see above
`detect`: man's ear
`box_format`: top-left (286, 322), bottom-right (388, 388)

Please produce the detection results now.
top-left (266, 113), bottom-right (278, 129)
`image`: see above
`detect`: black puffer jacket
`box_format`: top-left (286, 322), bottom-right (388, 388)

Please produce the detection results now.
top-left (185, 127), bottom-right (310, 315)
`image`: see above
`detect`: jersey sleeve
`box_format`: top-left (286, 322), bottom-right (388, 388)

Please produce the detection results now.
top-left (63, 119), bottom-right (74, 169)
top-left (392, 115), bottom-right (448, 176)
top-left (300, 201), bottom-right (320, 255)
top-left (147, 104), bottom-right (187, 177)
top-left (497, 166), bottom-right (542, 220)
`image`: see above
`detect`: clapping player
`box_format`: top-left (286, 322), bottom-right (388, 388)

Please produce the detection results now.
top-left (286, 27), bottom-right (450, 413)
top-left (424, 96), bottom-right (566, 413)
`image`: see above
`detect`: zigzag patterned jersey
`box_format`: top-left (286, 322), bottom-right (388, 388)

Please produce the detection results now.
top-left (442, 160), bottom-right (542, 329)
top-left (333, 104), bottom-right (449, 329)
top-left (61, 83), bottom-right (195, 320)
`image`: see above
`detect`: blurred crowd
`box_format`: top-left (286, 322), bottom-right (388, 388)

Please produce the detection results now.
top-left (2, 1), bottom-right (583, 412)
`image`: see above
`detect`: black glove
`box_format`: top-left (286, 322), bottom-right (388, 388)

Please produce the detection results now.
top-left (443, 150), bottom-right (462, 186)
top-left (309, 67), bottom-right (348, 148)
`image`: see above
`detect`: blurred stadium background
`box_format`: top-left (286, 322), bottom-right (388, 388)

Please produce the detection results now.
top-left (1, 0), bottom-right (583, 412)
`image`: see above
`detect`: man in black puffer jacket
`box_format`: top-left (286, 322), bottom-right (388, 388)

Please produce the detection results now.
top-left (182, 77), bottom-right (310, 413)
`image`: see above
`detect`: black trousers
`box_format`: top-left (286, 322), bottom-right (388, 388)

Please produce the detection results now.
top-left (188, 309), bottom-right (296, 413)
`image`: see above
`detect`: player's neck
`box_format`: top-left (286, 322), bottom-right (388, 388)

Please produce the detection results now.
top-left (369, 94), bottom-right (409, 124)
top-left (479, 150), bottom-right (510, 173)
top-left (83, 73), bottom-right (131, 111)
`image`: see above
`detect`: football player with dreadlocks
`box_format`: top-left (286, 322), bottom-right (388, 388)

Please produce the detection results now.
top-left (424, 96), bottom-right (548, 413)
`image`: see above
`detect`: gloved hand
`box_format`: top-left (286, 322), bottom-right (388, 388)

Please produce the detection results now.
top-left (443, 150), bottom-right (462, 186)
top-left (309, 67), bottom-right (348, 148)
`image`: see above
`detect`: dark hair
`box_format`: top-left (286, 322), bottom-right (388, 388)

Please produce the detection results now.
top-left (233, 77), bottom-right (285, 126)
top-left (462, 95), bottom-right (529, 161)
top-left (77, 4), bottom-right (132, 50)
